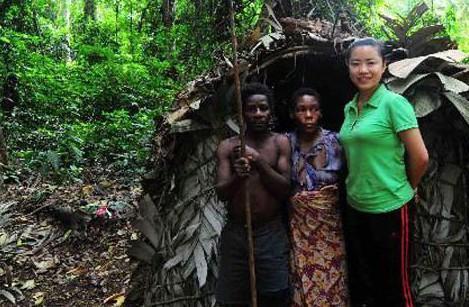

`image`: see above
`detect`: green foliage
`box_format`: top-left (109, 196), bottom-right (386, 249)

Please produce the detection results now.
top-left (351, 0), bottom-right (469, 52)
top-left (0, 0), bottom-right (467, 183)
top-left (0, 0), bottom-right (222, 182)
top-left (236, 0), bottom-right (263, 35)
top-left (441, 3), bottom-right (469, 52)
top-left (5, 107), bottom-right (155, 180)
top-left (349, 0), bottom-right (385, 38)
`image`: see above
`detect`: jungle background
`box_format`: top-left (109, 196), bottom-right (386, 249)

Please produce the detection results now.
top-left (0, 0), bottom-right (468, 305)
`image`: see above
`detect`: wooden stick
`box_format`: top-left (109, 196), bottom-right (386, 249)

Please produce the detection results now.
top-left (227, 1), bottom-right (258, 307)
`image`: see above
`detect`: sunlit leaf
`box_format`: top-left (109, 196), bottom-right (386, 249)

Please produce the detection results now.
top-left (0, 232), bottom-right (8, 247)
top-left (103, 292), bottom-right (125, 306)
top-left (21, 279), bottom-right (36, 290)
top-left (194, 244), bottom-right (207, 287)
top-left (33, 259), bottom-right (55, 271)
top-left (113, 295), bottom-right (125, 306)
top-left (0, 290), bottom-right (15, 304)
top-left (33, 292), bottom-right (44, 306)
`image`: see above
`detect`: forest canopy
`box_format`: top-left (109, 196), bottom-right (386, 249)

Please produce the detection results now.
top-left (0, 0), bottom-right (467, 182)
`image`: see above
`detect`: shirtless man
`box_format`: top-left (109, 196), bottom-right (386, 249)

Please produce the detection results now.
top-left (215, 83), bottom-right (291, 307)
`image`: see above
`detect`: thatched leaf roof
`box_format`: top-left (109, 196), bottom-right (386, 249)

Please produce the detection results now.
top-left (388, 50), bottom-right (467, 79)
top-left (386, 50), bottom-right (469, 126)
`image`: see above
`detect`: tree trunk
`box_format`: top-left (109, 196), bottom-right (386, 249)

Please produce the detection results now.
top-left (162, 0), bottom-right (174, 27)
top-left (138, 2), bottom-right (149, 32)
top-left (0, 0), bottom-right (15, 26)
top-left (129, 0), bottom-right (134, 54)
top-left (0, 126), bottom-right (8, 165)
top-left (84, 0), bottom-right (96, 21)
top-left (115, 0), bottom-right (119, 45)
top-left (60, 0), bottom-right (72, 61)
top-left (193, 0), bottom-right (202, 17)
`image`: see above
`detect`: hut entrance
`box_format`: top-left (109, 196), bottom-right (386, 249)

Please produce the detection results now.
top-left (248, 52), bottom-right (356, 132)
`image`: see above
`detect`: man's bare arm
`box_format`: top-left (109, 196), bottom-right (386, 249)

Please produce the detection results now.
top-left (215, 139), bottom-right (244, 201)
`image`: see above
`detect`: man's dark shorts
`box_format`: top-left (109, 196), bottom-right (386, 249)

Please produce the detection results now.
top-left (215, 217), bottom-right (290, 305)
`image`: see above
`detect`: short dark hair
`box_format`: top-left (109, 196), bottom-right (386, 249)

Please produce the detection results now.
top-left (241, 82), bottom-right (274, 109)
top-left (346, 37), bottom-right (386, 63)
top-left (290, 87), bottom-right (321, 111)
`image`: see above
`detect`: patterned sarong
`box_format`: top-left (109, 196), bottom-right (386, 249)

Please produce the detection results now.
top-left (289, 185), bottom-right (349, 306)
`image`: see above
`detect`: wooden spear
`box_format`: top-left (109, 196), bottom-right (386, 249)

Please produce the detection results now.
top-left (227, 1), bottom-right (258, 307)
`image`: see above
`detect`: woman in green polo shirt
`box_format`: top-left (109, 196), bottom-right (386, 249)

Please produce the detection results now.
top-left (339, 38), bottom-right (429, 307)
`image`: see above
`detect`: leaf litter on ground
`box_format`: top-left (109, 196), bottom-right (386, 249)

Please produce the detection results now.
top-left (0, 174), bottom-right (140, 305)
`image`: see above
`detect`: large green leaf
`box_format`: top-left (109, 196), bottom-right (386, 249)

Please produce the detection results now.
top-left (407, 25), bottom-right (444, 52)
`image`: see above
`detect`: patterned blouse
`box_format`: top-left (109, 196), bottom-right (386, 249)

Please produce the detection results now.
top-left (287, 128), bottom-right (343, 192)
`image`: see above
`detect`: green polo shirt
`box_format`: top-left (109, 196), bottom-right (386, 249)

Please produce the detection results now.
top-left (339, 84), bottom-right (418, 213)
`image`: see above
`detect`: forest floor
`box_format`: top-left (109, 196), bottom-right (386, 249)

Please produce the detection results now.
top-left (0, 173), bottom-right (142, 306)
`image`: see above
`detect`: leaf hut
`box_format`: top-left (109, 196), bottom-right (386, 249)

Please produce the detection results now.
top-left (128, 17), bottom-right (469, 307)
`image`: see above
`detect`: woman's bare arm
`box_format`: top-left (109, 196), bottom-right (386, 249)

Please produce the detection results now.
top-left (399, 128), bottom-right (429, 189)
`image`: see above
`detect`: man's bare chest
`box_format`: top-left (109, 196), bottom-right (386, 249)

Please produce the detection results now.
top-left (247, 139), bottom-right (279, 166)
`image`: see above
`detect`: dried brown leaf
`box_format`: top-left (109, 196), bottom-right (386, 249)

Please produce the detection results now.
top-left (103, 291), bottom-right (125, 305)
top-left (33, 259), bottom-right (55, 272)
top-left (443, 92), bottom-right (469, 125)
top-left (33, 291), bottom-right (44, 306)
top-left (127, 241), bottom-right (155, 264)
top-left (194, 244), bottom-right (207, 287)
top-left (133, 218), bottom-right (161, 249)
top-left (21, 279), bottom-right (36, 290)
top-left (408, 25), bottom-right (443, 49)
top-left (388, 50), bottom-right (467, 79)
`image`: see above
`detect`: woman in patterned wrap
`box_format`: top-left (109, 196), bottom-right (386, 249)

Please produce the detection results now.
top-left (287, 88), bottom-right (349, 306)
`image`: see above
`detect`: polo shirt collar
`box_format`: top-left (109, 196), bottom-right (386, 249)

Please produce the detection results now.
top-left (349, 84), bottom-right (387, 111)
